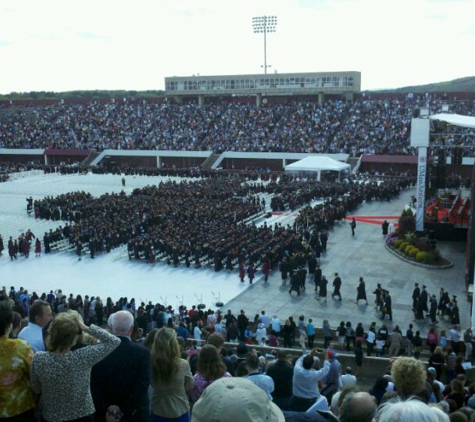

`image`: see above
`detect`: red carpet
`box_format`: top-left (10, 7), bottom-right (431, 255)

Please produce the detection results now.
top-left (346, 216), bottom-right (399, 227)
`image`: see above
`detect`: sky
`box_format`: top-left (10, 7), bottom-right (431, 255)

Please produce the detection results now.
top-left (0, 0), bottom-right (474, 94)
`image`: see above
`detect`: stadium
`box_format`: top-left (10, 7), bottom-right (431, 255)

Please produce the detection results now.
top-left (2, 67), bottom-right (475, 420)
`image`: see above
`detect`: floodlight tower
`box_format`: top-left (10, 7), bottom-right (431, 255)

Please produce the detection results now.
top-left (252, 15), bottom-right (277, 74)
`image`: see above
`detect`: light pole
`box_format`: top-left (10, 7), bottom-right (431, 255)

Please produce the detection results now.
top-left (252, 15), bottom-right (277, 74)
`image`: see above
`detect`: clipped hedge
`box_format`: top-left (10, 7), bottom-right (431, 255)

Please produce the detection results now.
top-left (410, 248), bottom-right (420, 258)
top-left (416, 251), bottom-right (428, 262)
top-left (388, 234), bottom-right (451, 268)
top-left (394, 239), bottom-right (404, 248)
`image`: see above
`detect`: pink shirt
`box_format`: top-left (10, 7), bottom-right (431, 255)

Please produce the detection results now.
top-left (189, 371), bottom-right (231, 402)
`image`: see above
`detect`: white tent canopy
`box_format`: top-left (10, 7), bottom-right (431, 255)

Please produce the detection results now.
top-left (429, 113), bottom-right (475, 129)
top-left (285, 156), bottom-right (350, 181)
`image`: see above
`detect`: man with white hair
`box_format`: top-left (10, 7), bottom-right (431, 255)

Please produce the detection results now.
top-left (91, 310), bottom-right (151, 422)
top-left (375, 397), bottom-right (449, 422)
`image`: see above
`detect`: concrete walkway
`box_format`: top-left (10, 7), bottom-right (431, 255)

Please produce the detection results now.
top-left (226, 188), bottom-right (469, 336)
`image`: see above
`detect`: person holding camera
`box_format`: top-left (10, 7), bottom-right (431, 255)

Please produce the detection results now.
top-left (30, 311), bottom-right (120, 422)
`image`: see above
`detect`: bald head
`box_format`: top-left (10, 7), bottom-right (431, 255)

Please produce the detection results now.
top-left (339, 392), bottom-right (377, 422)
top-left (110, 311), bottom-right (134, 336)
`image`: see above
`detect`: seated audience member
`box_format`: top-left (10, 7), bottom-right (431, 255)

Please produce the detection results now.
top-left (189, 344), bottom-right (231, 403)
top-left (0, 301), bottom-right (36, 421)
top-left (31, 311), bottom-right (120, 422)
top-left (191, 377), bottom-right (285, 422)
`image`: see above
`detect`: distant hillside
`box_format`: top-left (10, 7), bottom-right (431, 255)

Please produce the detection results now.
top-left (0, 90), bottom-right (164, 101)
top-left (1, 76), bottom-right (475, 100)
top-left (372, 76), bottom-right (475, 93)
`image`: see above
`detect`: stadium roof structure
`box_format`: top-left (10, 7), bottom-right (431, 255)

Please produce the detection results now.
top-left (429, 113), bottom-right (475, 129)
top-left (284, 156), bottom-right (350, 181)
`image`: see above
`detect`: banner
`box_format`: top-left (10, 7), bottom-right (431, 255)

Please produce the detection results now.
top-left (415, 147), bottom-right (427, 231)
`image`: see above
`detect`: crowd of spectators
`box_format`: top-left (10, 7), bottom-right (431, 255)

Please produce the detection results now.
top-left (0, 161), bottom-right (45, 183)
top-left (1, 96), bottom-right (474, 156)
top-left (3, 285), bottom-right (475, 421)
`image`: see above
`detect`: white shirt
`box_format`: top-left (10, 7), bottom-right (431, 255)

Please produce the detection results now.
top-left (194, 326), bottom-right (202, 340)
top-left (207, 314), bottom-right (216, 326)
top-left (260, 314), bottom-right (270, 327)
top-left (433, 379), bottom-right (445, 394)
top-left (247, 373), bottom-right (275, 401)
top-left (340, 374), bottom-right (357, 387)
top-left (18, 322), bottom-right (45, 353)
top-left (450, 328), bottom-right (461, 343)
top-left (386, 381), bottom-right (395, 392)
top-left (89, 300), bottom-right (97, 316)
top-left (293, 357), bottom-right (330, 399)
top-left (271, 317), bottom-right (281, 333)
top-left (256, 327), bottom-right (267, 344)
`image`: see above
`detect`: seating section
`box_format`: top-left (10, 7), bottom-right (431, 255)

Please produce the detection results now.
top-left (1, 96), bottom-right (474, 155)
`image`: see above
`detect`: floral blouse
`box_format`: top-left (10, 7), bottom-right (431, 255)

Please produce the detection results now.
top-left (0, 337), bottom-right (36, 418)
top-left (189, 371), bottom-right (231, 402)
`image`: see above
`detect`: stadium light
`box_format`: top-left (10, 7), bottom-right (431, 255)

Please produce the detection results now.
top-left (252, 15), bottom-right (277, 74)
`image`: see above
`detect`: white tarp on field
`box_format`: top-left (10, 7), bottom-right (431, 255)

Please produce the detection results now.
top-left (429, 113), bottom-right (475, 129)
